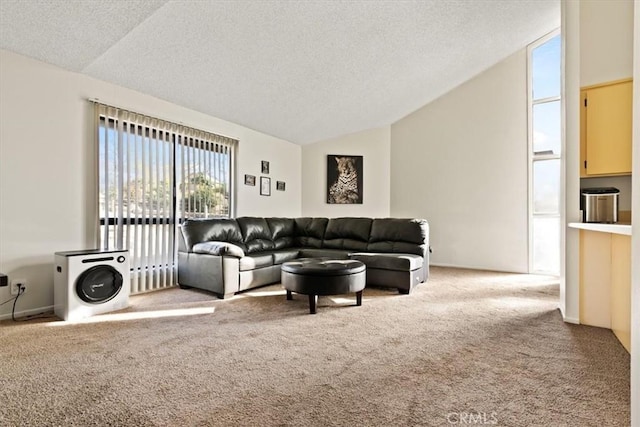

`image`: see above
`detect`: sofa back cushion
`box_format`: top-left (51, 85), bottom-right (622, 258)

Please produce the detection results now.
top-left (323, 217), bottom-right (372, 251)
top-left (368, 218), bottom-right (429, 256)
top-left (236, 217), bottom-right (275, 253)
top-left (181, 219), bottom-right (245, 251)
top-left (293, 217), bottom-right (328, 248)
top-left (266, 218), bottom-right (295, 249)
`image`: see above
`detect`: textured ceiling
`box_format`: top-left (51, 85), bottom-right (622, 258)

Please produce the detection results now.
top-left (0, 0), bottom-right (560, 145)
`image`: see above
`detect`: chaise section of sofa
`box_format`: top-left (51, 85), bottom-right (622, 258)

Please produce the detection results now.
top-left (177, 216), bottom-right (429, 298)
top-left (349, 217), bottom-right (429, 294)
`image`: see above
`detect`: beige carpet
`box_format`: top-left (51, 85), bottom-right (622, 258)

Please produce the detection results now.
top-left (0, 267), bottom-right (630, 426)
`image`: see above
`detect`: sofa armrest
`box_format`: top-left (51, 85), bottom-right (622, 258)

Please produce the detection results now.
top-left (193, 241), bottom-right (246, 258)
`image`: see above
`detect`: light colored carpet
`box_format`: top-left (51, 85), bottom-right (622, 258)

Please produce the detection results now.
top-left (0, 267), bottom-right (630, 426)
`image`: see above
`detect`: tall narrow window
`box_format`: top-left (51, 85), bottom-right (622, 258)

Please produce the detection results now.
top-left (528, 31), bottom-right (561, 275)
top-left (95, 103), bottom-right (236, 293)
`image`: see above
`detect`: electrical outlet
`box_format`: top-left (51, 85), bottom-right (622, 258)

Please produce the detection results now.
top-left (10, 279), bottom-right (26, 296)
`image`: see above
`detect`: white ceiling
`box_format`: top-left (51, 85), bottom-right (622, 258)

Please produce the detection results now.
top-left (0, 0), bottom-right (560, 145)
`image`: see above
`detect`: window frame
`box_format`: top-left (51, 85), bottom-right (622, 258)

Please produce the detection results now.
top-left (527, 29), bottom-right (562, 275)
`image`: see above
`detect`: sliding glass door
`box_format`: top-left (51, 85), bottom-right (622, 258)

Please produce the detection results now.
top-left (96, 103), bottom-right (236, 293)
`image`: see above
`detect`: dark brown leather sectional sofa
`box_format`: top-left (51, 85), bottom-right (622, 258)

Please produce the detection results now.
top-left (177, 217), bottom-right (429, 298)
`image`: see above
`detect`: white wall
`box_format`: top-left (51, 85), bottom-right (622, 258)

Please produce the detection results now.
top-left (0, 50), bottom-right (301, 319)
top-left (580, 0), bottom-right (634, 86)
top-left (562, 0), bottom-right (581, 324)
top-left (390, 49), bottom-right (529, 273)
top-left (236, 136), bottom-right (301, 218)
top-left (301, 126), bottom-right (390, 218)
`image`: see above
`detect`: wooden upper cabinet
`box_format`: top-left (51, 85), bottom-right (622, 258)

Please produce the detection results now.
top-left (581, 79), bottom-right (633, 176)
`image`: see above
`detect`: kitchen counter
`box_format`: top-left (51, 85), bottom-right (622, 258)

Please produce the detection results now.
top-left (572, 221), bottom-right (632, 352)
top-left (568, 222), bottom-right (631, 236)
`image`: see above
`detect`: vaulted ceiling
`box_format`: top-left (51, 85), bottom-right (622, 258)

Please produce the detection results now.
top-left (0, 0), bottom-right (560, 144)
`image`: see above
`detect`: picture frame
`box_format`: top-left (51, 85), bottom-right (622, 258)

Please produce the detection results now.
top-left (327, 155), bottom-right (363, 204)
top-left (276, 181), bottom-right (286, 191)
top-left (260, 176), bottom-right (271, 196)
top-left (261, 160), bottom-right (270, 174)
top-left (244, 174), bottom-right (256, 186)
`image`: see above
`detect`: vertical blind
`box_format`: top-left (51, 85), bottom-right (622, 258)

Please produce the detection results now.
top-left (95, 102), bottom-right (237, 293)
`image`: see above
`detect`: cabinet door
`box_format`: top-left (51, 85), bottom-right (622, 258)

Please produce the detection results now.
top-left (579, 230), bottom-right (611, 328)
top-left (584, 80), bottom-right (632, 175)
top-left (580, 90), bottom-right (587, 177)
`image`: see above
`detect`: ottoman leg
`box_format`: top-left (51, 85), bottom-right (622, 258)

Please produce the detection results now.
top-left (308, 294), bottom-right (318, 314)
top-left (356, 290), bottom-right (362, 306)
top-left (286, 290), bottom-right (293, 300)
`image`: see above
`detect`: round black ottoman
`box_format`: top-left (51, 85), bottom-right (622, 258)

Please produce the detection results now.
top-left (281, 258), bottom-right (366, 314)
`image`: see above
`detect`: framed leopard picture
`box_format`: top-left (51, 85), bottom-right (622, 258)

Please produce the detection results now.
top-left (327, 155), bottom-right (363, 204)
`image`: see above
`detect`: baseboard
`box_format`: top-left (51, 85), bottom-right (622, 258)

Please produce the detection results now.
top-left (556, 306), bottom-right (580, 325)
top-left (562, 316), bottom-right (580, 325)
top-left (430, 262), bottom-right (528, 274)
top-left (0, 305), bottom-right (54, 321)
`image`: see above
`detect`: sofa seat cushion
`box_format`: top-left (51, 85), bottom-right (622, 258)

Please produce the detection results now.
top-left (298, 248), bottom-right (350, 260)
top-left (349, 253), bottom-right (423, 271)
top-left (269, 249), bottom-right (300, 265)
top-left (239, 254), bottom-right (274, 271)
top-left (193, 241), bottom-right (246, 258)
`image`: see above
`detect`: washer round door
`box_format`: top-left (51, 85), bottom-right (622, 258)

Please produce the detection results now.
top-left (76, 265), bottom-right (123, 304)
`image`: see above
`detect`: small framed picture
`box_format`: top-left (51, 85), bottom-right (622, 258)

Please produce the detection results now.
top-left (244, 174), bottom-right (256, 186)
top-left (260, 176), bottom-right (271, 196)
top-left (261, 160), bottom-right (270, 174)
top-left (276, 181), bottom-right (286, 191)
